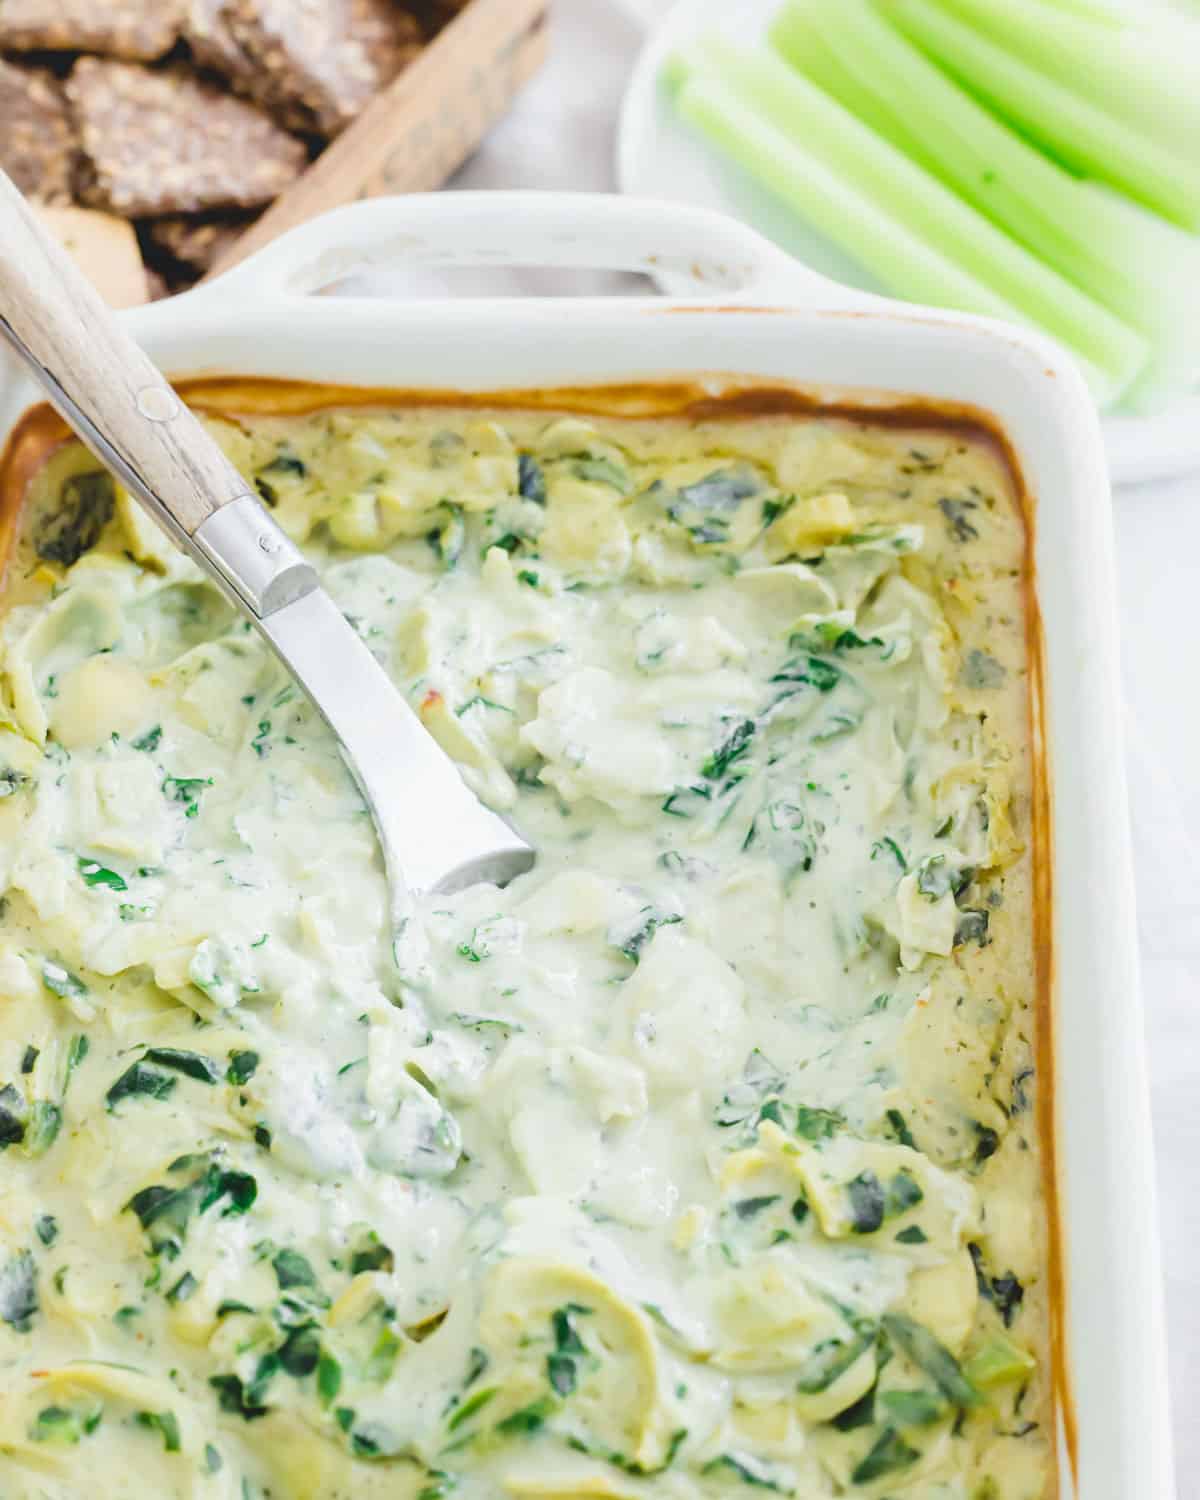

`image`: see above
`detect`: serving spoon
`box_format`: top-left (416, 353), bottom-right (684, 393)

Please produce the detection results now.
top-left (0, 170), bottom-right (534, 915)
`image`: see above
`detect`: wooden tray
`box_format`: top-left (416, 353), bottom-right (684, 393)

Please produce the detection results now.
top-left (207, 0), bottom-right (549, 279)
top-left (34, 0), bottom-right (548, 301)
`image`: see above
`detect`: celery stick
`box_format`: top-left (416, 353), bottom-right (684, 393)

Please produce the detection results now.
top-left (1030, 0), bottom-right (1133, 23)
top-left (929, 0), bottom-right (1200, 153)
top-left (669, 72), bottom-right (1126, 404)
top-left (879, 0), bottom-right (1200, 230)
top-left (770, 0), bottom-right (1200, 407)
top-left (681, 36), bottom-right (1146, 401)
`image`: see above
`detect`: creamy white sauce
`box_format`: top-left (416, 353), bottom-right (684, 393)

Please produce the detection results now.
top-left (0, 408), bottom-right (1051, 1500)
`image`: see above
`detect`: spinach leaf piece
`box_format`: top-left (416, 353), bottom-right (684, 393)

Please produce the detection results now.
top-left (143, 1048), bottom-right (221, 1085)
top-left (882, 1313), bottom-right (982, 1408)
top-left (611, 905), bottom-right (682, 963)
top-left (0, 1082), bottom-right (26, 1146)
top-left (771, 653), bottom-right (841, 694)
top-left (701, 1451), bottom-right (789, 1491)
top-left (955, 908), bottom-right (991, 947)
top-left (106, 1061), bottom-right (177, 1112)
top-left (795, 1328), bottom-right (872, 1395)
top-left (846, 1172), bottom-right (886, 1234)
top-left (937, 496), bottom-right (979, 542)
top-left (702, 719), bottom-right (756, 782)
top-left (25, 1101), bottom-right (61, 1155)
top-left (850, 1426), bottom-right (920, 1484)
top-left (166, 1271), bottom-right (197, 1304)
top-left (571, 455), bottom-right (630, 493)
top-left (272, 1247), bottom-right (327, 1303)
top-left (517, 454), bottom-right (546, 504)
top-left (349, 1230), bottom-right (395, 1276)
top-left (209, 1374), bottom-right (270, 1421)
top-left (348, 1421), bottom-right (406, 1459)
top-left (495, 1395), bottom-right (556, 1436)
top-left (793, 1103), bottom-right (844, 1142)
top-left (30, 1403), bottom-right (101, 1444)
top-left (879, 1389), bottom-right (948, 1426)
top-left (37, 472), bottom-right (115, 566)
top-left (733, 1195), bottom-right (781, 1221)
top-left (0, 1249), bottom-right (38, 1331)
top-left (125, 1159), bottom-right (257, 1255)
top-left (278, 1324), bottom-right (322, 1378)
top-left (226, 1050), bottom-right (259, 1085)
top-left (968, 1243), bottom-right (1025, 1328)
top-left (884, 1108), bottom-right (917, 1149)
top-left (666, 467), bottom-right (761, 544)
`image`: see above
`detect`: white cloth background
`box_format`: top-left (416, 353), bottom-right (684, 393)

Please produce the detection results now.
top-left (372, 0), bottom-right (1200, 1485)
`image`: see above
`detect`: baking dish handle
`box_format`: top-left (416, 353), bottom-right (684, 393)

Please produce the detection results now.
top-left (191, 192), bottom-right (878, 311)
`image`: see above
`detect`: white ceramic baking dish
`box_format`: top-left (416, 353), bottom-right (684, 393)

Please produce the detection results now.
top-left (0, 192), bottom-right (1172, 1499)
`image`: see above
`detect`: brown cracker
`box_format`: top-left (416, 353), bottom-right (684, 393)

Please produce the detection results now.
top-left (144, 211), bottom-right (256, 272)
top-left (0, 0), bottom-right (185, 61)
top-left (67, 57), bottom-right (307, 216)
top-left (182, 0), bottom-right (257, 87)
top-left (0, 58), bottom-right (78, 201)
top-left (411, 0), bottom-right (472, 37)
top-left (221, 0), bottom-right (423, 136)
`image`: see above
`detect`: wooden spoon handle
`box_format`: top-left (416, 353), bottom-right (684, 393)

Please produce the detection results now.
top-left (0, 168), bottom-right (249, 541)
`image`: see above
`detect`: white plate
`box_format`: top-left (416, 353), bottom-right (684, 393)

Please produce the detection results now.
top-left (617, 0), bottom-right (1200, 487)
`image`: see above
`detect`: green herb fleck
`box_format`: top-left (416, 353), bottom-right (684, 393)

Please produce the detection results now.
top-left (495, 1395), bottom-right (556, 1436)
top-left (317, 1351), bottom-right (342, 1407)
top-left (871, 836), bottom-right (907, 872)
top-left (78, 857), bottom-right (128, 892)
top-left (30, 1403), bottom-right (101, 1445)
top-left (42, 961), bottom-right (88, 1005)
top-left (701, 1451), bottom-right (789, 1491)
top-left (135, 1409), bottom-right (181, 1452)
top-left (446, 1385), bottom-right (497, 1432)
top-left (162, 775), bottom-right (212, 819)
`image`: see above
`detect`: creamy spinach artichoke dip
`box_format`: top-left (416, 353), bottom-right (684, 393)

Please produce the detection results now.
top-left (0, 393), bottom-right (1052, 1500)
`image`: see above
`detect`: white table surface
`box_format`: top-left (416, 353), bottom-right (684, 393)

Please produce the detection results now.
top-left (436, 2), bottom-right (1198, 1488)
